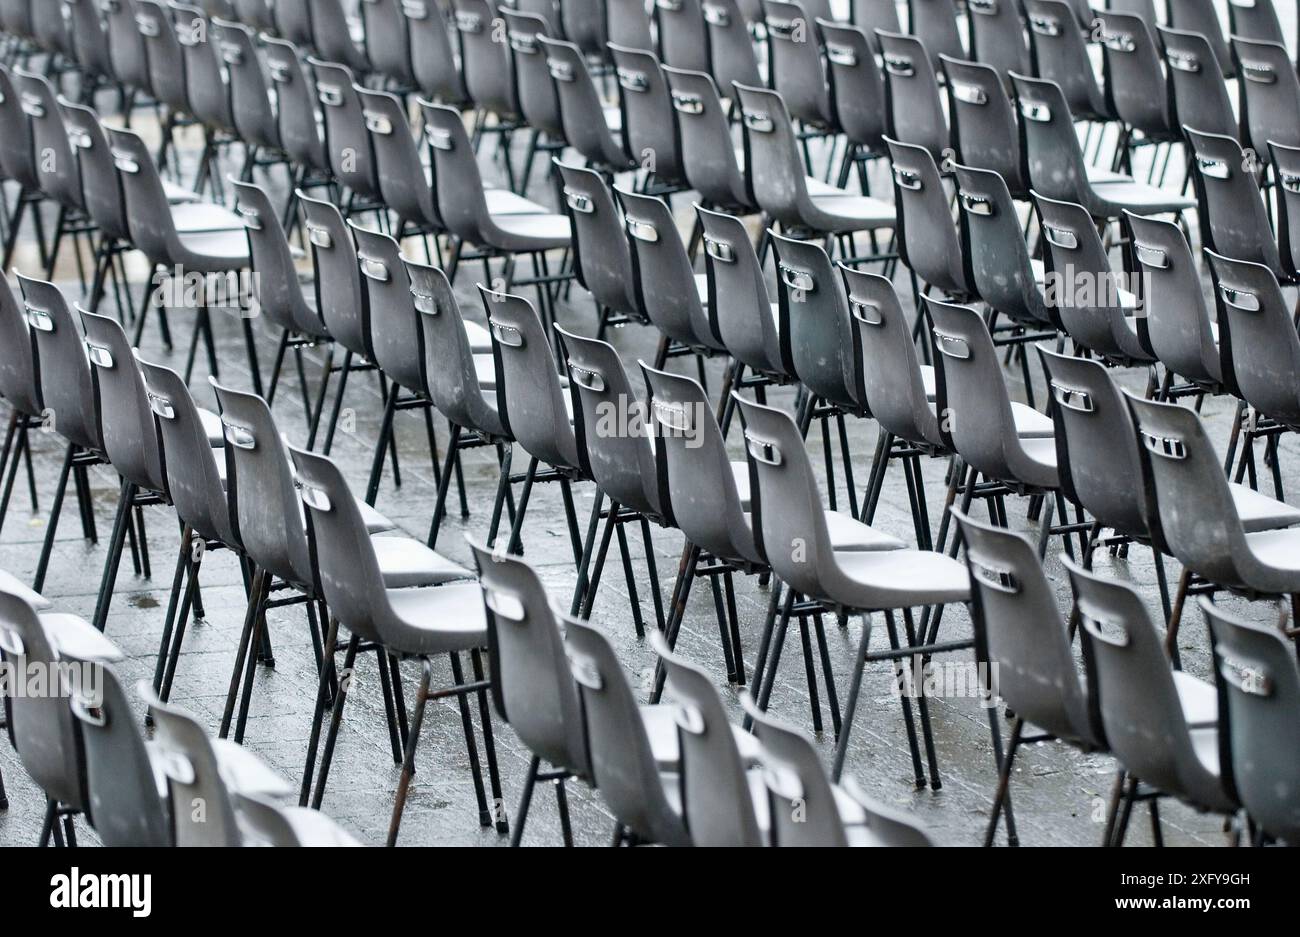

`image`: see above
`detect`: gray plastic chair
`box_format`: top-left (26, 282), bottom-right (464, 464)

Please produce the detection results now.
top-left (310, 0), bottom-right (370, 73)
top-left (1032, 191), bottom-right (1155, 366)
top-left (1068, 558), bottom-right (1237, 844)
top-left (906, 0), bottom-right (965, 66)
top-left (310, 58), bottom-right (379, 203)
top-left (564, 615), bottom-right (691, 846)
top-left (1227, 0), bottom-right (1286, 46)
top-left (764, 0), bottom-right (835, 130)
top-left (1202, 597), bottom-right (1300, 845)
top-left (697, 203), bottom-right (784, 380)
top-left (658, 0), bottom-right (710, 72)
top-left (289, 443), bottom-right (503, 842)
top-left (1095, 10), bottom-right (1180, 153)
top-left (954, 508), bottom-right (1101, 846)
top-left (967, 0), bottom-right (1030, 78)
top-left (1158, 26), bottom-right (1238, 139)
top-left (0, 275), bottom-right (44, 540)
top-left (0, 63), bottom-right (47, 272)
top-left (1232, 35), bottom-right (1300, 167)
top-left (942, 55), bottom-right (1029, 198)
top-left (886, 136), bottom-right (972, 299)
top-left (704, 0), bottom-right (763, 98)
top-left (360, 0), bottom-right (415, 88)
top-left (217, 18), bottom-right (284, 174)
top-left (877, 30), bottom-right (949, 163)
top-left (850, 0), bottom-right (900, 47)
top-left (263, 36), bottom-right (332, 184)
top-left (540, 35), bottom-right (636, 173)
top-left (1024, 0), bottom-right (1112, 122)
top-left (407, 0), bottom-right (469, 105)
top-left (818, 20), bottom-right (889, 188)
top-left (735, 82), bottom-right (895, 239)
top-left (11, 68), bottom-right (84, 280)
top-left (274, 0), bottom-right (314, 46)
top-left (663, 66), bottom-right (756, 212)
top-left (1165, 0), bottom-right (1232, 77)
top-left (103, 0), bottom-right (154, 102)
top-left (0, 585), bottom-right (123, 844)
top-left (1185, 126), bottom-right (1284, 276)
top-left (610, 43), bottom-right (687, 192)
top-left (607, 0), bottom-right (655, 50)
top-left (504, 7), bottom-right (566, 186)
top-left (555, 161), bottom-right (643, 332)
top-left (455, 0), bottom-right (521, 130)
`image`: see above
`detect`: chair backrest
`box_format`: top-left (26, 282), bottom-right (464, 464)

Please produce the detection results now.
top-left (504, 9), bottom-right (564, 140)
top-left (350, 222), bottom-right (425, 392)
top-left (66, 660), bottom-right (171, 846)
top-left (559, 0), bottom-right (607, 56)
top-left (652, 631), bottom-right (764, 846)
top-left (141, 681), bottom-right (243, 846)
top-left (1204, 249), bottom-right (1300, 427)
top-left (924, 295), bottom-right (1021, 479)
top-left (233, 0), bottom-right (276, 29)
top-left (231, 178), bottom-right (321, 337)
top-left (407, 0), bottom-right (468, 104)
top-left (218, 18), bottom-right (281, 153)
top-left (1011, 71), bottom-right (1099, 209)
top-left (1185, 126), bottom-right (1282, 274)
top-left (299, 189), bottom-right (369, 356)
top-left (1033, 190), bottom-right (1141, 362)
top-left (31, 0), bottom-right (71, 56)
top-left (906, 0), bottom-right (965, 66)
top-left (58, 100), bottom-right (127, 243)
top-left (886, 135), bottom-right (968, 296)
top-left (1124, 392), bottom-right (1253, 585)
top-left (1067, 557), bottom-right (1223, 804)
top-left (310, 0), bottom-right (370, 72)
top-left (616, 186), bottom-right (720, 350)
top-left (1270, 140), bottom-right (1300, 281)
top-left (704, 0), bottom-right (762, 96)
top-left (850, 0), bottom-right (898, 46)
top-left (657, 0), bottom-right (710, 71)
top-left (663, 66), bottom-right (751, 211)
top-left (1035, 345), bottom-right (1151, 538)
top-left (467, 539), bottom-right (590, 776)
top-left (403, 255), bottom-right (500, 434)
top-left (942, 55), bottom-right (1026, 197)
top-left (275, 0), bottom-right (314, 45)
top-left (358, 87), bottom-right (440, 231)
top-left (14, 69), bottom-right (81, 212)
top-left (967, 0), bottom-right (1030, 78)
top-left (263, 36), bottom-right (329, 174)
top-left (0, 588), bottom-right (85, 809)
top-left (66, 0), bottom-right (116, 80)
top-left (733, 394), bottom-right (839, 595)
top-left (734, 82), bottom-right (815, 229)
top-left (1227, 0), bottom-right (1285, 45)
top-left (555, 324), bottom-right (661, 514)
top-left (0, 0), bottom-right (33, 39)
top-left (565, 615), bottom-right (690, 844)
top-left (455, 0), bottom-right (518, 118)
top-left (839, 776), bottom-right (937, 844)
top-left (1232, 35), bottom-right (1300, 161)
top-left (105, 126), bottom-right (185, 265)
top-left (18, 274), bottom-right (101, 453)
top-left (818, 20), bottom-right (887, 153)
top-left (1096, 10), bottom-right (1174, 139)
top-left (171, 2), bottom-right (234, 133)
top-left (287, 443), bottom-right (389, 642)
top-left (952, 162), bottom-right (1052, 328)
top-left (610, 43), bottom-right (685, 186)
top-left (80, 307), bottom-right (168, 495)
top-left (606, 0), bottom-right (654, 49)
top-left (102, 0), bottom-right (154, 96)
top-left (1202, 598), bottom-right (1300, 844)
top-left (361, 0), bottom-right (415, 86)
top-left (211, 379), bottom-right (314, 588)
top-left (311, 58), bottom-right (378, 198)
top-left (478, 286), bottom-right (581, 470)
top-left (770, 229), bottom-right (860, 410)
top-left (877, 29), bottom-right (948, 161)
top-left (1158, 26), bottom-right (1238, 138)
top-left (954, 508), bottom-right (1096, 745)
top-left (739, 691), bottom-right (848, 846)
top-left (0, 64), bottom-right (37, 190)
top-left (421, 100), bottom-right (493, 244)
top-left (1023, 0), bottom-right (1109, 120)
top-left (1165, 0), bottom-right (1232, 78)
top-left (697, 203), bottom-right (782, 376)
top-left (555, 161), bottom-right (639, 317)
top-left (0, 275), bottom-right (41, 418)
top-left (641, 362), bottom-right (754, 559)
top-left (541, 35), bottom-right (633, 170)
top-left (1125, 210), bottom-right (1223, 388)
top-left (840, 264), bottom-right (944, 448)
top-left (763, 0), bottom-right (834, 129)
top-left (138, 358), bottom-right (236, 544)
top-left (136, 0), bottom-right (190, 113)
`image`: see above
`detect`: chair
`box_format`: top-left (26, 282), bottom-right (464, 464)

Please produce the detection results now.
top-left (968, 0), bottom-right (1030, 79)
top-left (1158, 26), bottom-right (1238, 139)
top-left (171, 2), bottom-right (239, 196)
top-left (1096, 10), bottom-right (1182, 165)
top-left (703, 0), bottom-right (763, 98)
top-left (564, 615), bottom-right (691, 846)
top-left (1232, 36), bottom-right (1300, 166)
top-left (663, 66), bottom-right (756, 213)
top-left (0, 64), bottom-right (48, 272)
top-left (1270, 140), bottom-right (1300, 282)
top-left (886, 137), bottom-right (973, 300)
top-left (289, 443), bottom-right (505, 843)
top-left (1024, 0), bottom-right (1112, 122)
top-left (735, 83), bottom-right (895, 243)
top-left (734, 394), bottom-right (972, 788)
top-left (357, 86), bottom-right (445, 244)
top-left (216, 18), bottom-right (285, 179)
top-left (0, 585), bottom-right (123, 844)
top-left (310, 0), bottom-right (370, 73)
top-left (274, 0), bottom-right (314, 46)
top-left (1202, 598), bottom-right (1300, 845)
top-left (606, 0), bottom-right (655, 50)
top-left (877, 30), bottom-right (949, 163)
top-left (1165, 0), bottom-right (1232, 77)
top-left (407, 0), bottom-right (469, 105)
top-left (850, 0), bottom-right (900, 45)
top-left (360, 0), bottom-right (416, 88)
top-left (941, 55), bottom-right (1027, 198)
top-left (540, 35), bottom-right (636, 174)
top-left (310, 58), bottom-right (380, 205)
top-left (1012, 72), bottom-right (1196, 221)
top-left (455, 0), bottom-right (522, 150)
top-left (657, 0), bottom-right (710, 72)
top-left (764, 0), bottom-right (835, 131)
top-left (1032, 191), bottom-right (1155, 366)
top-left (610, 43), bottom-right (688, 192)
top-left (818, 20), bottom-right (889, 189)
top-left (1227, 0), bottom-right (1286, 45)
top-left (263, 36), bottom-right (332, 192)
top-left (906, 0), bottom-right (965, 67)
top-left (102, 0), bottom-right (154, 107)
top-left (503, 8), bottom-right (566, 194)
top-left (953, 509), bottom-right (1101, 845)
top-left (64, 0), bottom-right (117, 97)
top-left (555, 161), bottom-right (642, 334)
top-left (232, 0), bottom-right (276, 30)
top-left (1068, 558), bottom-right (1237, 845)
top-left (0, 276), bottom-right (43, 539)
top-left (1185, 127), bottom-right (1284, 276)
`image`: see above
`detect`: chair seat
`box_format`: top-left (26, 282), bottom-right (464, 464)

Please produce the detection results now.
top-left (207, 739), bottom-right (294, 797)
top-left (0, 569), bottom-right (48, 610)
top-left (357, 499), bottom-right (397, 534)
top-left (1085, 165), bottom-right (1131, 185)
top-left (1089, 178), bottom-right (1196, 216)
top-left (807, 192), bottom-right (897, 233)
top-left (919, 364), bottom-right (937, 401)
top-left (745, 767), bottom-right (874, 842)
top-left (473, 353), bottom-right (498, 391)
top-left (488, 211), bottom-right (572, 252)
top-left (1011, 402), bottom-right (1055, 439)
top-left (641, 703), bottom-right (762, 770)
top-left (39, 611), bottom-right (123, 662)
top-left (371, 536), bottom-right (473, 588)
top-left (1172, 670), bottom-right (1218, 729)
top-left (162, 179), bottom-right (201, 204)
top-left (824, 511), bottom-right (906, 551)
top-left (381, 580), bottom-right (489, 655)
top-left (1242, 527), bottom-right (1300, 579)
top-left (198, 407), bottom-right (226, 447)
top-left (170, 201), bottom-right (247, 234)
top-left (730, 461), bottom-right (752, 511)
top-left (484, 188), bottom-right (552, 216)
top-left (831, 548), bottom-right (971, 608)
top-left (1229, 482), bottom-right (1300, 532)
top-left (174, 228), bottom-right (253, 270)
top-left (1013, 434), bottom-right (1060, 488)
top-left (464, 319), bottom-right (493, 352)
top-left (252, 805), bottom-right (364, 846)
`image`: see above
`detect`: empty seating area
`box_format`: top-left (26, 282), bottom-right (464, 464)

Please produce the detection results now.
top-left (0, 0), bottom-right (1299, 849)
